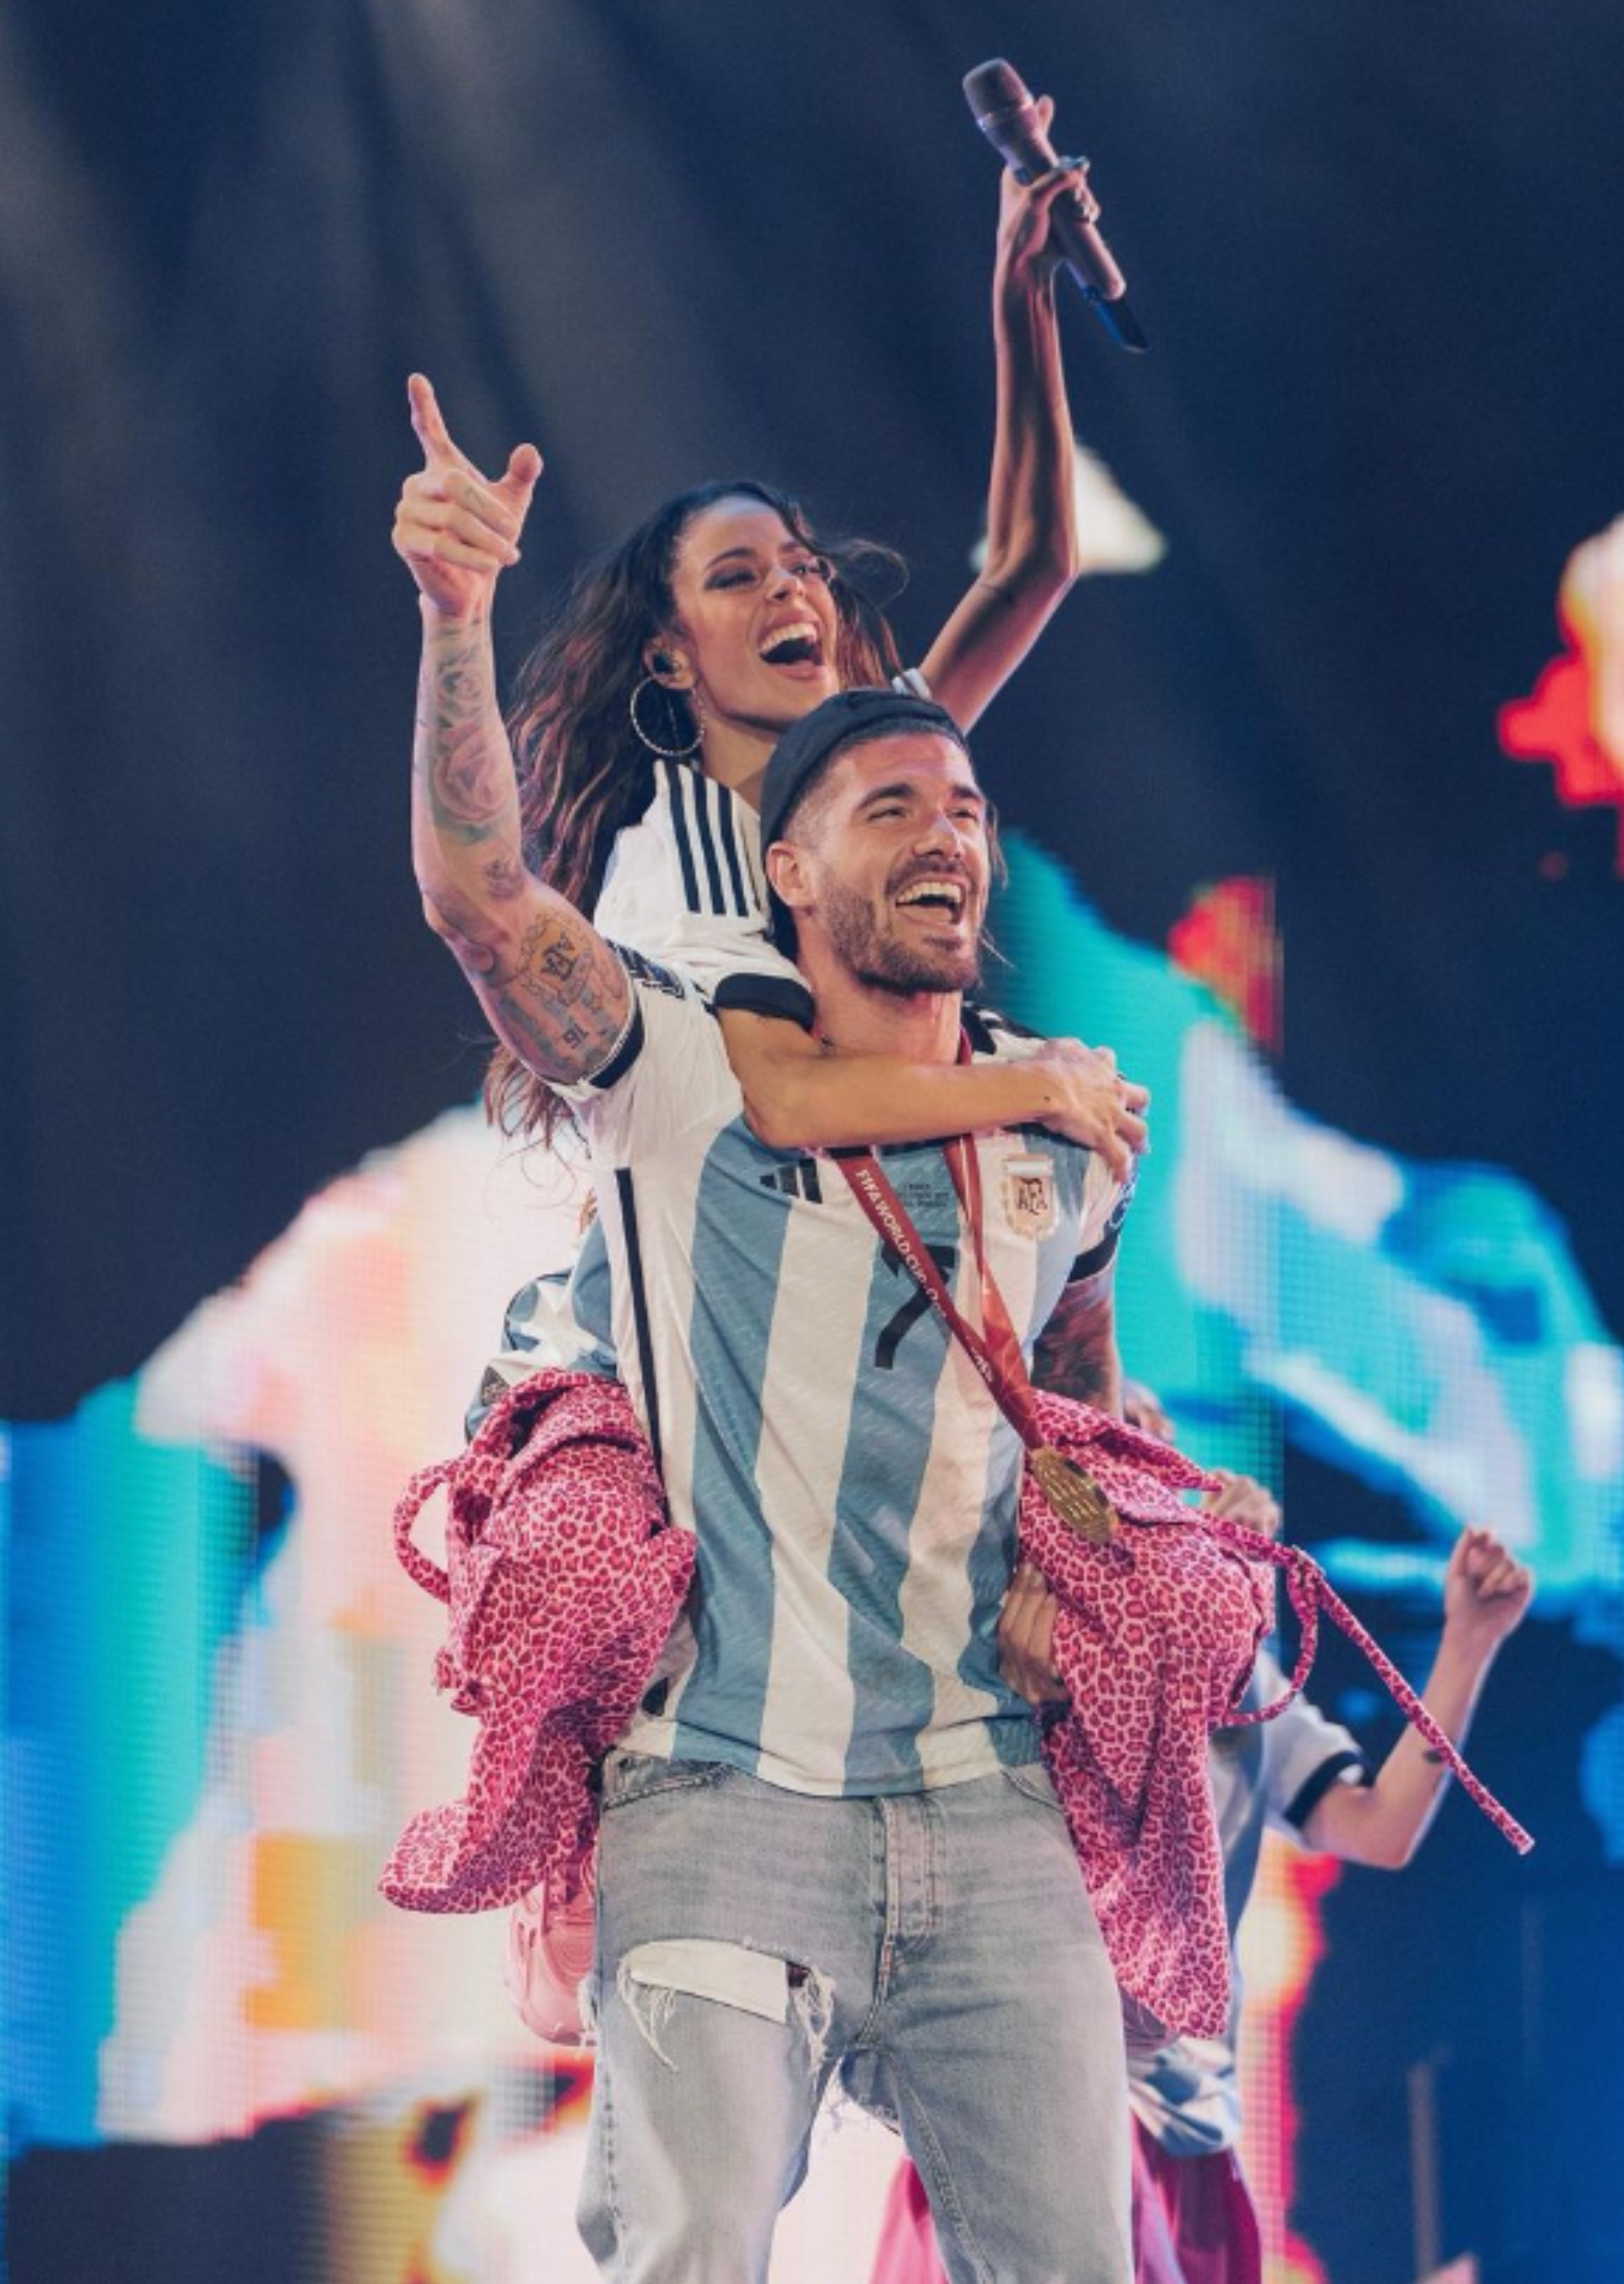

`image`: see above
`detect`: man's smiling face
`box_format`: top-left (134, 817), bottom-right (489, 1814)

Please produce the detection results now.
top-left (771, 731), bottom-right (991, 995)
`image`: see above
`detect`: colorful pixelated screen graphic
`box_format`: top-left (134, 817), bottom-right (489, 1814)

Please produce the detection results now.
top-left (6, 808), bottom-right (1621, 2281)
top-left (1500, 516), bottom-right (1624, 870)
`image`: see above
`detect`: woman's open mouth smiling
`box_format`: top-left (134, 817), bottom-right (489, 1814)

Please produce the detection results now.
top-left (757, 619), bottom-right (826, 675)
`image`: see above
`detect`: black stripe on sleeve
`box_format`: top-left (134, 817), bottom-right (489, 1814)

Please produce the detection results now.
top-left (1068, 1161), bottom-right (1138, 1281)
top-left (586, 997), bottom-right (646, 1091)
top-left (743, 813), bottom-right (769, 912)
top-left (1282, 1749), bottom-right (1371, 1832)
top-left (664, 761), bottom-right (703, 914)
top-left (614, 1167), bottom-right (664, 1480)
top-left (1067, 1223), bottom-right (1124, 1283)
top-left (711, 972), bottom-right (816, 1029)
top-left (690, 775), bottom-right (728, 913)
top-left (714, 784), bottom-right (752, 917)
top-left (963, 999), bottom-right (1043, 1048)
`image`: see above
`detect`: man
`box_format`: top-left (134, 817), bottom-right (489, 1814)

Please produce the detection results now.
top-left (415, 679), bottom-right (1146, 2281)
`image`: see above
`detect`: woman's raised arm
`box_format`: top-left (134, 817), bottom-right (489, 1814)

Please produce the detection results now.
top-left (395, 376), bottom-right (631, 1085)
top-left (922, 99), bottom-right (1088, 732)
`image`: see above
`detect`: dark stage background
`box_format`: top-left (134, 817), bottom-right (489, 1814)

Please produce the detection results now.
top-left (5, 5), bottom-right (1624, 2281)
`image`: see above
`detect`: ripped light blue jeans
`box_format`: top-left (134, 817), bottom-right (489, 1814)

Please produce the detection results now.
top-left (578, 1752), bottom-right (1131, 2284)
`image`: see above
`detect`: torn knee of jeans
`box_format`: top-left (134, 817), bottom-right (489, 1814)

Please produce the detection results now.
top-left (616, 1940), bottom-right (836, 2075)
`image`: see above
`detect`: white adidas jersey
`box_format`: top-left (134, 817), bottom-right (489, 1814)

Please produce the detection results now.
top-left (592, 667), bottom-right (932, 1002)
top-left (593, 756), bottom-right (793, 999)
top-left (556, 961), bottom-right (1132, 1798)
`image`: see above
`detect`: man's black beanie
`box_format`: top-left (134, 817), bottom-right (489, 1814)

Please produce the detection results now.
top-left (757, 687), bottom-right (967, 854)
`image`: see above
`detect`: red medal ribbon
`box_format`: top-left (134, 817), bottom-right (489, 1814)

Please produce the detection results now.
top-left (837, 1140), bottom-right (1048, 1453)
top-left (831, 1032), bottom-right (1116, 1540)
top-left (829, 1029), bottom-right (1094, 1473)
top-left (837, 1137), bottom-right (1118, 1544)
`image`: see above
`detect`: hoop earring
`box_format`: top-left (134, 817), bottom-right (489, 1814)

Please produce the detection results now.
top-left (628, 675), bottom-right (705, 760)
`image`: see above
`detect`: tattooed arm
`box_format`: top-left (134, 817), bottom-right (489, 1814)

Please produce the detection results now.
top-left (410, 607), bottom-right (631, 1080)
top-left (396, 376), bottom-right (631, 1084)
top-left (1031, 1261), bottom-right (1122, 1417)
top-left (999, 1255), bottom-right (1120, 1704)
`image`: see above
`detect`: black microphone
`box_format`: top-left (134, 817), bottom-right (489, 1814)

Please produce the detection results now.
top-left (963, 58), bottom-right (1147, 353)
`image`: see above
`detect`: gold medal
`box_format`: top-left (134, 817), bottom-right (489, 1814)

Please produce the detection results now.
top-left (1029, 1445), bottom-right (1118, 1546)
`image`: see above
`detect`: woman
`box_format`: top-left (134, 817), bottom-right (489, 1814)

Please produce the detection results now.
top-left (392, 102), bottom-right (1147, 1167)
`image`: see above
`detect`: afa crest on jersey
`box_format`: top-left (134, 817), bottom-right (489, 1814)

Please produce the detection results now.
top-left (1001, 1150), bottom-right (1058, 1240)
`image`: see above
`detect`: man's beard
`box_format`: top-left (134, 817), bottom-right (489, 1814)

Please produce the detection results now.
top-left (818, 872), bottom-right (982, 996)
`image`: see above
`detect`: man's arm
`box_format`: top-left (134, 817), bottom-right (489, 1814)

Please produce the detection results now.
top-left (999, 1453), bottom-right (1274, 1710)
top-left (921, 113), bottom-right (1085, 731)
top-left (396, 375), bottom-right (632, 1086)
top-left (1302, 1526), bottom-right (1533, 1869)
top-left (1030, 1260), bottom-right (1121, 1417)
top-left (998, 1259), bottom-right (1120, 1703)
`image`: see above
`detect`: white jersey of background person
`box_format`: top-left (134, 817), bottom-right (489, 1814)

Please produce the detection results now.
top-left (593, 669), bottom-right (932, 1005)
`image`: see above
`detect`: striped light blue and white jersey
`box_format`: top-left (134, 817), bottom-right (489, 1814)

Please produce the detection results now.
top-left (553, 960), bottom-right (1133, 1798)
top-left (464, 1220), bottom-right (619, 1439)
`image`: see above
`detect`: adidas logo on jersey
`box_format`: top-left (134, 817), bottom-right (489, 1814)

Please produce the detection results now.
top-left (609, 942), bottom-right (687, 999)
top-left (760, 1157), bottom-right (824, 1204)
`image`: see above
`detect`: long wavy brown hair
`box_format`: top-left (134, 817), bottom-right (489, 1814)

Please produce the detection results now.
top-left (488, 479), bottom-right (907, 1139)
